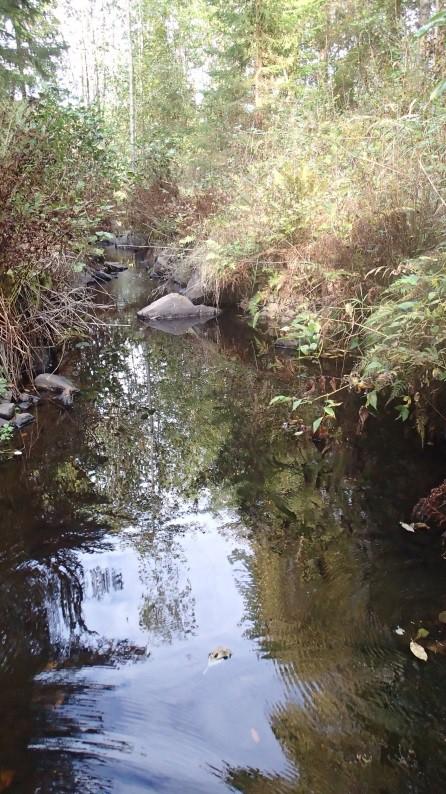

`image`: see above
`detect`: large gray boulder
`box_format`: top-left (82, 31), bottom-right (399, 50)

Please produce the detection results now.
top-left (185, 271), bottom-right (205, 303)
top-left (0, 402), bottom-right (15, 420)
top-left (137, 293), bottom-right (220, 321)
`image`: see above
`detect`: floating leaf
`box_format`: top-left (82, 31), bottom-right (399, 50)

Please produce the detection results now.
top-left (415, 627), bottom-right (430, 640)
top-left (0, 770), bottom-right (14, 792)
top-left (438, 611), bottom-right (446, 623)
top-left (410, 640), bottom-right (428, 662)
top-left (427, 640), bottom-right (446, 654)
top-left (395, 626), bottom-right (405, 636)
top-left (400, 521), bottom-right (415, 533)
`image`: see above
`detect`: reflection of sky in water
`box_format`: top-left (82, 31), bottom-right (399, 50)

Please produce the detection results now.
top-left (36, 511), bottom-right (291, 792)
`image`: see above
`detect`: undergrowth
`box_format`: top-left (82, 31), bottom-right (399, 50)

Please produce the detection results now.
top-left (170, 62), bottom-right (446, 427)
top-left (0, 97), bottom-right (122, 386)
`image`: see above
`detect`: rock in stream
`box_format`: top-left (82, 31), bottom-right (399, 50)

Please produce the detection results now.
top-left (137, 293), bottom-right (220, 322)
top-left (34, 374), bottom-right (80, 407)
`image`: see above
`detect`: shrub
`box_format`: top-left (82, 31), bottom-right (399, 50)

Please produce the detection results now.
top-left (0, 96), bottom-right (121, 384)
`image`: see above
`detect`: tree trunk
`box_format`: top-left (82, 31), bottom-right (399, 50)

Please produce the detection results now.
top-left (253, 0), bottom-right (263, 128)
top-left (12, 21), bottom-right (26, 99)
top-left (419, 0), bottom-right (433, 59)
top-left (419, 0), bottom-right (432, 25)
top-left (434, 0), bottom-right (446, 74)
top-left (127, 0), bottom-right (136, 167)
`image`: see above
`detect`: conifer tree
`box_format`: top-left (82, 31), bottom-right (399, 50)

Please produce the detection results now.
top-left (0, 0), bottom-right (62, 97)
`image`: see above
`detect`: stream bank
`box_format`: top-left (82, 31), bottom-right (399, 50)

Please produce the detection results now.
top-left (1, 256), bottom-right (446, 791)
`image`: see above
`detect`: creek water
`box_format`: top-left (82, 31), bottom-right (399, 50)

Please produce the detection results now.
top-left (1, 256), bottom-right (446, 793)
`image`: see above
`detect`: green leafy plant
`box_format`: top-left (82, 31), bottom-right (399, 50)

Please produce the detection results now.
top-left (282, 313), bottom-right (322, 357)
top-left (0, 423), bottom-right (14, 445)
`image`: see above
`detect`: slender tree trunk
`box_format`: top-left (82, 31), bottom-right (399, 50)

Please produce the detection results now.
top-left (434, 0), bottom-right (446, 74)
top-left (253, 0), bottom-right (263, 127)
top-left (419, 0), bottom-right (432, 25)
top-left (89, 0), bottom-right (101, 109)
top-left (419, 0), bottom-right (433, 59)
top-left (12, 21), bottom-right (26, 99)
top-left (127, 0), bottom-right (136, 166)
top-left (81, 19), bottom-right (91, 104)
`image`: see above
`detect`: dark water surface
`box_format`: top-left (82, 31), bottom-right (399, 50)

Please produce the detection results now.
top-left (2, 259), bottom-right (446, 792)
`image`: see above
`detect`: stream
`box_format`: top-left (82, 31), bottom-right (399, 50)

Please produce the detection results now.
top-left (1, 255), bottom-right (446, 793)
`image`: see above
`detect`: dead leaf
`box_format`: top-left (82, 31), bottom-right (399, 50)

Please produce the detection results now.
top-left (400, 522), bottom-right (415, 533)
top-left (356, 406), bottom-right (369, 435)
top-left (410, 640), bottom-right (428, 662)
top-left (439, 611), bottom-right (446, 624)
top-left (250, 728), bottom-right (260, 744)
top-left (427, 640), bottom-right (446, 655)
top-left (0, 770), bottom-right (15, 792)
top-left (415, 627), bottom-right (429, 640)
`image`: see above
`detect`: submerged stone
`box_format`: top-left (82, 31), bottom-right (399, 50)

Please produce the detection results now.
top-left (94, 270), bottom-right (113, 282)
top-left (105, 261), bottom-right (128, 273)
top-left (34, 374), bottom-right (79, 393)
top-left (18, 392), bottom-right (40, 405)
top-left (137, 293), bottom-right (220, 321)
top-left (274, 338), bottom-right (299, 350)
top-left (34, 374), bottom-right (79, 407)
top-left (13, 413), bottom-right (35, 430)
top-left (0, 402), bottom-right (15, 420)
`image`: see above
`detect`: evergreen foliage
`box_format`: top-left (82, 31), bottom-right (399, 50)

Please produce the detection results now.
top-left (0, 0), bottom-right (62, 96)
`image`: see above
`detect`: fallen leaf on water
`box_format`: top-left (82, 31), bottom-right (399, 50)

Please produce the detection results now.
top-left (427, 640), bottom-right (446, 654)
top-left (250, 728), bottom-right (260, 744)
top-left (439, 611), bottom-right (446, 624)
top-left (0, 770), bottom-right (15, 791)
top-left (400, 522), bottom-right (415, 533)
top-left (395, 626), bottom-right (405, 635)
top-left (410, 640), bottom-right (428, 662)
top-left (414, 522), bottom-right (430, 530)
top-left (415, 627), bottom-right (430, 640)
top-left (208, 646), bottom-right (232, 661)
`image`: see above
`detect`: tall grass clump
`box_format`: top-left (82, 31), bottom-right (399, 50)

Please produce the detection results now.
top-left (187, 58), bottom-right (446, 396)
top-left (0, 97), bottom-right (120, 385)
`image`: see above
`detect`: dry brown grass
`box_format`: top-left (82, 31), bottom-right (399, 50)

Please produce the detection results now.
top-left (0, 251), bottom-right (96, 389)
top-left (0, 99), bottom-right (117, 387)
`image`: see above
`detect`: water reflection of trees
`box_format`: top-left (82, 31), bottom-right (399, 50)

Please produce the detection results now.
top-left (2, 296), bottom-right (446, 790)
top-left (220, 467), bottom-right (446, 793)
